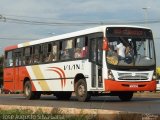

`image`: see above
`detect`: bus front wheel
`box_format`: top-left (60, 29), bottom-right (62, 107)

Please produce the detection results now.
top-left (118, 92), bottom-right (133, 101)
top-left (75, 79), bottom-right (91, 102)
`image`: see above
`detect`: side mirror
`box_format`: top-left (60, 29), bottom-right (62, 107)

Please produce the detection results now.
top-left (102, 37), bottom-right (109, 51)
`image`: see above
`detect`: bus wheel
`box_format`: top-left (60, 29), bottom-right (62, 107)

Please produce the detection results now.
top-left (54, 92), bottom-right (72, 100)
top-left (24, 81), bottom-right (35, 100)
top-left (75, 79), bottom-right (91, 102)
top-left (118, 92), bottom-right (133, 101)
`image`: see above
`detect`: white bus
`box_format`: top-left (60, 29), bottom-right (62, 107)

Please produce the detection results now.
top-left (4, 25), bottom-right (156, 101)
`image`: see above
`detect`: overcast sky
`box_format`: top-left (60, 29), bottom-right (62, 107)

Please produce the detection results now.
top-left (0, 0), bottom-right (160, 65)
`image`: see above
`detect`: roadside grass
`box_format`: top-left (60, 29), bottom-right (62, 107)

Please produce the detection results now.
top-left (0, 108), bottom-right (97, 120)
top-left (0, 108), bottom-right (159, 120)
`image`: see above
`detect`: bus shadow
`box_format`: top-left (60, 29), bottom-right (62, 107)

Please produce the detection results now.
top-left (38, 95), bottom-right (160, 103)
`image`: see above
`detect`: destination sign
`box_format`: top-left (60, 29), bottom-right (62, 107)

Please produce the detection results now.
top-left (113, 29), bottom-right (144, 36)
top-left (106, 27), bottom-right (152, 37)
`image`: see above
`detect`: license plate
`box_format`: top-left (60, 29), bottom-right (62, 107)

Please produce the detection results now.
top-left (129, 84), bottom-right (138, 88)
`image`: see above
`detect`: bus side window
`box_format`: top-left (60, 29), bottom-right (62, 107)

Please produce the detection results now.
top-left (23, 47), bottom-right (32, 65)
top-left (45, 43), bottom-right (52, 62)
top-left (5, 51), bottom-right (13, 67)
top-left (46, 42), bottom-right (59, 62)
top-left (14, 52), bottom-right (19, 66)
top-left (19, 49), bottom-right (23, 66)
top-left (74, 37), bottom-right (88, 58)
top-left (52, 42), bottom-right (58, 61)
top-left (41, 44), bottom-right (47, 62)
top-left (33, 45), bottom-right (40, 64)
top-left (60, 39), bottom-right (73, 60)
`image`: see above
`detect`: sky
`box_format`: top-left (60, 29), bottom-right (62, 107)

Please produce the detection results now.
top-left (0, 0), bottom-right (160, 65)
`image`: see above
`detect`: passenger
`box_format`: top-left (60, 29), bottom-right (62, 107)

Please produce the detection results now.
top-left (34, 55), bottom-right (39, 63)
top-left (47, 52), bottom-right (56, 62)
top-left (81, 47), bottom-right (88, 58)
top-left (61, 49), bottom-right (70, 60)
top-left (116, 41), bottom-right (126, 61)
top-left (107, 46), bottom-right (118, 65)
top-left (74, 48), bottom-right (82, 58)
top-left (125, 45), bottom-right (133, 64)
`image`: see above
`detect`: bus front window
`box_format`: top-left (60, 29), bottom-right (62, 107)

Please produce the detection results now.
top-left (106, 37), bottom-right (155, 67)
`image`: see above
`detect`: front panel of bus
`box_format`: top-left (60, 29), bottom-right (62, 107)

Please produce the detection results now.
top-left (104, 27), bottom-right (156, 92)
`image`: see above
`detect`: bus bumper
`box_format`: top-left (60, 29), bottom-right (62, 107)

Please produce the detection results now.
top-left (104, 80), bottom-right (156, 91)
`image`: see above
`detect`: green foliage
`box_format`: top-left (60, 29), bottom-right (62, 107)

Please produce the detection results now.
top-left (0, 109), bottom-right (32, 114)
top-left (0, 55), bottom-right (3, 86)
top-left (0, 109), bottom-right (97, 120)
top-left (156, 67), bottom-right (160, 78)
top-left (2, 109), bottom-right (159, 120)
top-left (0, 55), bottom-right (3, 64)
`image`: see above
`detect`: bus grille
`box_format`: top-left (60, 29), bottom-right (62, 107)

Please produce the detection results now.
top-left (118, 73), bottom-right (149, 80)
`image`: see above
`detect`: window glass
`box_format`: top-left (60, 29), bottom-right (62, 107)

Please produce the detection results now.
top-left (25, 47), bottom-right (31, 56)
top-left (45, 42), bottom-right (59, 62)
top-left (14, 52), bottom-right (20, 66)
top-left (97, 38), bottom-right (103, 64)
top-left (90, 37), bottom-right (103, 64)
top-left (41, 43), bottom-right (54, 63)
top-left (90, 39), bottom-right (96, 61)
top-left (23, 47), bottom-right (32, 65)
top-left (41, 44), bottom-right (47, 62)
top-left (52, 44), bottom-right (58, 61)
top-left (6, 51), bottom-right (13, 67)
top-left (18, 51), bottom-right (22, 66)
top-left (33, 45), bottom-right (40, 64)
top-left (74, 37), bottom-right (88, 58)
top-left (106, 37), bottom-right (155, 66)
top-left (61, 39), bottom-right (73, 60)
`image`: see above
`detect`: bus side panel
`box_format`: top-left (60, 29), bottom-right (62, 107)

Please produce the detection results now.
top-left (104, 80), bottom-right (156, 91)
top-left (3, 68), bottom-right (14, 92)
top-left (19, 66), bottom-right (36, 92)
top-left (26, 60), bottom-right (91, 92)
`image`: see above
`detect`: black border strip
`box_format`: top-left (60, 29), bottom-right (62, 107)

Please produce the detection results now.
top-left (31, 77), bottom-right (88, 81)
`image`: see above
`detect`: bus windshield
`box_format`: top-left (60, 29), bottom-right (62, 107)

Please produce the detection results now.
top-left (106, 27), bottom-right (155, 67)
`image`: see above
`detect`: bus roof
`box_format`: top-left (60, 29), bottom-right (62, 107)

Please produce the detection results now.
top-left (4, 25), bottom-right (151, 51)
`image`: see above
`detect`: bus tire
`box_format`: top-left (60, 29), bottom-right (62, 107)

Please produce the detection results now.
top-left (75, 79), bottom-right (91, 102)
top-left (118, 92), bottom-right (133, 101)
top-left (54, 92), bottom-right (72, 100)
top-left (24, 81), bottom-right (35, 100)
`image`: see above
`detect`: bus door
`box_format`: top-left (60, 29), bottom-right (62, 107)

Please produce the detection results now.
top-left (13, 50), bottom-right (22, 91)
top-left (4, 51), bottom-right (14, 91)
top-left (89, 33), bottom-right (103, 89)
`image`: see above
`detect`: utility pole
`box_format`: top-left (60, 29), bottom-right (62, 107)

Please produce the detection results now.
top-left (142, 7), bottom-right (150, 56)
top-left (142, 7), bottom-right (149, 26)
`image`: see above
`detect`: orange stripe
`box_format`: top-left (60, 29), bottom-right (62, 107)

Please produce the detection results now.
top-left (49, 69), bottom-right (64, 89)
top-left (50, 67), bottom-right (66, 87)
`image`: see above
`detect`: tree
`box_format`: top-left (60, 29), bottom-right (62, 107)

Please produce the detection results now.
top-left (156, 67), bottom-right (160, 79)
top-left (0, 55), bottom-right (3, 87)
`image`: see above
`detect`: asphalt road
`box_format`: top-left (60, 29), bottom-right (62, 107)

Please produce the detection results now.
top-left (0, 93), bottom-right (160, 114)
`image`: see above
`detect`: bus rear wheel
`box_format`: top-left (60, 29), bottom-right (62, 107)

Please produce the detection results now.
top-left (118, 92), bottom-right (133, 101)
top-left (75, 79), bottom-right (91, 102)
top-left (24, 81), bottom-right (34, 100)
top-left (24, 81), bottom-right (41, 100)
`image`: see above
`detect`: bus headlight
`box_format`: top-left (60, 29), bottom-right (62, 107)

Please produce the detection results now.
top-left (108, 70), bottom-right (115, 80)
top-left (152, 75), bottom-right (157, 80)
